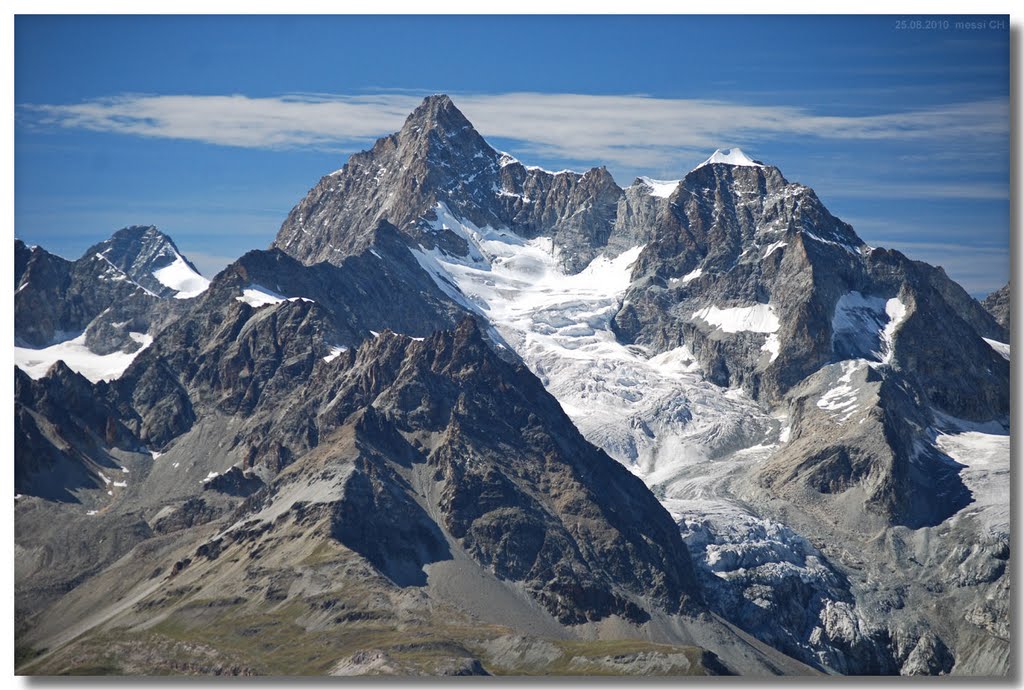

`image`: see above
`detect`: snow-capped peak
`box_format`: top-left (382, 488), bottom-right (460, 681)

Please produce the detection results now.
top-left (694, 148), bottom-right (764, 171)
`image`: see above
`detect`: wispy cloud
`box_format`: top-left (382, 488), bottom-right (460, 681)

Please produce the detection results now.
top-left (20, 91), bottom-right (1009, 179)
top-left (21, 93), bottom-right (423, 149)
top-left (458, 92), bottom-right (1007, 168)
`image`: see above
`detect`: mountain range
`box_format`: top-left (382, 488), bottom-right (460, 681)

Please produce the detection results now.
top-left (14, 95), bottom-right (1010, 676)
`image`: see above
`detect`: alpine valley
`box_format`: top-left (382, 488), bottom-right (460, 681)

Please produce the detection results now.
top-left (14, 95), bottom-right (1010, 677)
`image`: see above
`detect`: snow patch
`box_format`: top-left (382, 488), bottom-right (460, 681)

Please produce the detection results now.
top-left (762, 241), bottom-right (787, 259)
top-left (323, 345), bottom-right (349, 363)
top-left (983, 338), bottom-right (1010, 361)
top-left (637, 177), bottom-right (680, 198)
top-left (880, 298), bottom-right (907, 364)
top-left (692, 303), bottom-right (780, 334)
top-left (236, 284), bottom-right (313, 308)
top-left (152, 254), bottom-right (210, 299)
top-left (816, 360), bottom-right (864, 423)
top-left (761, 333), bottom-right (781, 363)
top-left (525, 165), bottom-right (578, 176)
top-left (681, 267), bottom-right (703, 284)
top-left (802, 231), bottom-right (860, 256)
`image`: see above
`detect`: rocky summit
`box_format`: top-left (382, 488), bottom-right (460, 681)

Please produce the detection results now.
top-left (14, 95), bottom-right (1009, 677)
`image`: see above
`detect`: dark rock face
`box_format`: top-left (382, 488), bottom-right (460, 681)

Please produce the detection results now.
top-left (14, 242), bottom-right (136, 348)
top-left (981, 283), bottom-right (1010, 330)
top-left (273, 95), bottom-right (664, 273)
top-left (14, 364), bottom-right (138, 501)
top-left (756, 361), bottom-right (972, 530)
top-left (104, 256), bottom-right (704, 625)
top-left (324, 414), bottom-right (453, 588)
top-left (202, 467), bottom-right (264, 497)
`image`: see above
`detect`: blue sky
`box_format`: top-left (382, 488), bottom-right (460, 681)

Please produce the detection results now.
top-left (15, 15), bottom-right (1010, 295)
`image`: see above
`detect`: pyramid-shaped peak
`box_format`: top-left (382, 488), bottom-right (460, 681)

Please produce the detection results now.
top-left (694, 148), bottom-right (766, 171)
top-left (83, 225), bottom-right (208, 298)
top-left (404, 94), bottom-right (474, 133)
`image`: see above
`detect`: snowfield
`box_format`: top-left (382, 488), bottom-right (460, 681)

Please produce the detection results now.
top-left (412, 203), bottom-right (777, 479)
top-left (933, 417), bottom-right (1010, 535)
top-left (15, 332), bottom-right (153, 383)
